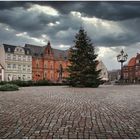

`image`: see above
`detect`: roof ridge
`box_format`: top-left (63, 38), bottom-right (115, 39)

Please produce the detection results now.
top-left (25, 44), bottom-right (43, 48)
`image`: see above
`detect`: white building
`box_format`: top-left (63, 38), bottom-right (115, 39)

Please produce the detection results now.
top-left (97, 60), bottom-right (109, 81)
top-left (0, 64), bottom-right (4, 81)
top-left (0, 44), bottom-right (32, 81)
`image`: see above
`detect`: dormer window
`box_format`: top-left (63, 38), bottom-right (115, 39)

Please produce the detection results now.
top-left (27, 50), bottom-right (29, 54)
top-left (8, 48), bottom-right (11, 52)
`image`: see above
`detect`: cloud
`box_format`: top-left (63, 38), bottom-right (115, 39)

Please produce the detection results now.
top-left (37, 1), bottom-right (140, 21)
top-left (0, 1), bottom-right (140, 70)
top-left (27, 4), bottom-right (59, 16)
top-left (0, 2), bottom-right (140, 48)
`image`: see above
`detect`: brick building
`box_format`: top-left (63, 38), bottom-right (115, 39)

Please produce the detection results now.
top-left (123, 53), bottom-right (140, 83)
top-left (25, 42), bottom-right (69, 82)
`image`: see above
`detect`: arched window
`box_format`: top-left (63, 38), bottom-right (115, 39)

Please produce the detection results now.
top-left (48, 49), bottom-right (50, 55)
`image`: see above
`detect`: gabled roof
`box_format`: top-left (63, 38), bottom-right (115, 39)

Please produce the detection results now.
top-left (25, 44), bottom-right (44, 57)
top-left (3, 44), bottom-right (31, 55)
top-left (25, 42), bottom-right (69, 60)
top-left (3, 44), bottom-right (16, 53)
top-left (52, 48), bottom-right (68, 60)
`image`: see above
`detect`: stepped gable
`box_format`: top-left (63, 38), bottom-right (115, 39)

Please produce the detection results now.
top-left (25, 42), bottom-right (69, 60)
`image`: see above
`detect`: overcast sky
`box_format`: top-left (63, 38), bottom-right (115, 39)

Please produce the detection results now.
top-left (0, 1), bottom-right (140, 70)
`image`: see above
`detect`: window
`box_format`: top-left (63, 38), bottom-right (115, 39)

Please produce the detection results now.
top-left (18, 55), bottom-right (21, 60)
top-left (27, 51), bottom-right (29, 54)
top-left (13, 55), bottom-right (16, 60)
top-left (51, 64), bottom-right (53, 69)
top-left (36, 61), bottom-right (39, 68)
top-left (8, 48), bottom-right (11, 52)
top-left (18, 65), bottom-right (21, 70)
top-left (51, 73), bottom-right (53, 80)
top-left (27, 65), bottom-right (31, 71)
top-left (13, 64), bottom-right (16, 69)
top-left (7, 64), bottom-right (11, 69)
top-left (7, 54), bottom-right (11, 59)
top-left (27, 56), bottom-right (31, 61)
top-left (23, 75), bottom-right (25, 80)
top-left (23, 56), bottom-right (26, 61)
top-left (23, 65), bottom-right (26, 71)
top-left (48, 50), bottom-right (50, 54)
top-left (50, 62), bottom-right (53, 69)
top-left (44, 64), bottom-right (47, 68)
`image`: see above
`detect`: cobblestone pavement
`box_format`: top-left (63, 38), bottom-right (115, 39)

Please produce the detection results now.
top-left (0, 85), bottom-right (140, 139)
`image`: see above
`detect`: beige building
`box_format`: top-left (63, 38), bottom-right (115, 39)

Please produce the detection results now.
top-left (0, 64), bottom-right (4, 81)
top-left (97, 60), bottom-right (109, 81)
top-left (0, 44), bottom-right (32, 81)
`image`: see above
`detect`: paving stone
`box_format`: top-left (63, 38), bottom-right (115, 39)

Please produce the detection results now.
top-left (0, 85), bottom-right (140, 139)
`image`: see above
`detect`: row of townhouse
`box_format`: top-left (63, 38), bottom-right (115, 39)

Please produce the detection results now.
top-left (0, 41), bottom-right (109, 82)
top-left (0, 44), bottom-right (32, 81)
top-left (0, 42), bottom-right (69, 82)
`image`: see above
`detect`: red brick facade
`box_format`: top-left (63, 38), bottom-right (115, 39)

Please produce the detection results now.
top-left (123, 53), bottom-right (140, 83)
top-left (25, 42), bottom-right (70, 82)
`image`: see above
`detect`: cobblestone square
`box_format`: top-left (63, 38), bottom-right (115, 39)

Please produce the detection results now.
top-left (0, 85), bottom-right (140, 139)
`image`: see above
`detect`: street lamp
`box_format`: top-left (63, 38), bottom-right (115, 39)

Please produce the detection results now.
top-left (117, 49), bottom-right (128, 81)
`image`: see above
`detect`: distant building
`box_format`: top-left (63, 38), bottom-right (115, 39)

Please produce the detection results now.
top-left (0, 44), bottom-right (32, 81)
top-left (123, 53), bottom-right (140, 83)
top-left (0, 42), bottom-right (109, 83)
top-left (0, 64), bottom-right (4, 81)
top-left (108, 69), bottom-right (120, 81)
top-left (97, 60), bottom-right (109, 82)
top-left (25, 42), bottom-right (69, 82)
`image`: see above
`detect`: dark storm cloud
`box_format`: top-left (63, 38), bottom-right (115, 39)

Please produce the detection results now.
top-left (0, 1), bottom-right (140, 48)
top-left (44, 1), bottom-right (140, 21)
top-left (0, 6), bottom-right (60, 34)
top-left (17, 1), bottom-right (140, 21)
top-left (1, 1), bottom-right (140, 70)
top-left (1, 1), bottom-right (140, 21)
top-left (0, 1), bottom-right (30, 10)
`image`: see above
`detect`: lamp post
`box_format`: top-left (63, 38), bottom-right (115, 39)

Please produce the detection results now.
top-left (117, 49), bottom-right (128, 81)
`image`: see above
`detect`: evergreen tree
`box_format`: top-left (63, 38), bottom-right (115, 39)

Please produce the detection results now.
top-left (67, 28), bottom-right (102, 87)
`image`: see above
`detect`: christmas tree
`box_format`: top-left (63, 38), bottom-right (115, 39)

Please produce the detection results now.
top-left (67, 28), bottom-right (102, 87)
